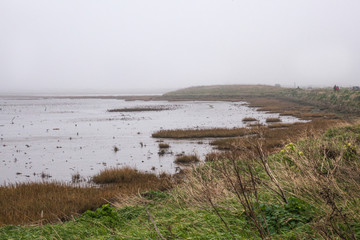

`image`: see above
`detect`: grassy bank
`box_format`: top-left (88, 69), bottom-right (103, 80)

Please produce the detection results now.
top-left (282, 88), bottom-right (360, 114)
top-left (164, 84), bottom-right (360, 116)
top-left (2, 123), bottom-right (359, 239)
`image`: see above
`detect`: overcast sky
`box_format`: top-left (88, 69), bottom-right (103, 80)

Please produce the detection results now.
top-left (0, 0), bottom-right (359, 93)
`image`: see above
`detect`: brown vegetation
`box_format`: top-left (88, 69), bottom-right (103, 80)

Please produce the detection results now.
top-left (92, 167), bottom-right (169, 185)
top-left (113, 146), bottom-right (119, 152)
top-left (265, 117), bottom-right (281, 123)
top-left (158, 143), bottom-right (170, 149)
top-left (274, 125), bottom-right (360, 238)
top-left (107, 106), bottom-right (171, 112)
top-left (211, 119), bottom-right (342, 153)
top-left (152, 128), bottom-right (257, 139)
top-left (242, 117), bottom-right (258, 122)
top-left (2, 85), bottom-right (355, 230)
top-left (267, 123), bottom-right (293, 129)
top-left (0, 168), bottom-right (172, 226)
top-left (174, 122), bottom-right (359, 239)
top-left (175, 154), bottom-right (200, 164)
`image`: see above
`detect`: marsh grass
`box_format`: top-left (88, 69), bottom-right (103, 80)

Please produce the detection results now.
top-left (71, 173), bottom-right (82, 183)
top-left (175, 154), bottom-right (200, 164)
top-left (152, 128), bottom-right (257, 139)
top-left (107, 106), bottom-right (172, 112)
top-left (265, 117), bottom-right (281, 123)
top-left (211, 119), bottom-right (342, 152)
top-left (267, 123), bottom-right (293, 129)
top-left (0, 168), bottom-right (172, 226)
top-left (0, 182), bottom-right (114, 226)
top-left (158, 143), bottom-right (170, 149)
top-left (92, 167), bottom-right (170, 185)
top-left (242, 117), bottom-right (258, 122)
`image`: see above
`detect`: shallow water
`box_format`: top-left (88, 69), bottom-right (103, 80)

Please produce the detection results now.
top-left (0, 98), bottom-right (303, 184)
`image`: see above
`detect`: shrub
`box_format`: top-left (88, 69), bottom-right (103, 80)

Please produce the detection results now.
top-left (81, 204), bottom-right (121, 228)
top-left (256, 197), bottom-right (316, 235)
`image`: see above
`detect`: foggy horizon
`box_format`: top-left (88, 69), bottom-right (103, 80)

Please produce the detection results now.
top-left (1, 0), bottom-right (359, 94)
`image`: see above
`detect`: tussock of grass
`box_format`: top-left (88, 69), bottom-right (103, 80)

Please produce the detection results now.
top-left (175, 155), bottom-right (200, 164)
top-left (242, 117), bottom-right (257, 122)
top-left (158, 143), bottom-right (170, 149)
top-left (267, 123), bottom-right (293, 129)
top-left (92, 167), bottom-right (169, 185)
top-left (107, 106), bottom-right (171, 112)
top-left (0, 168), bottom-right (171, 226)
top-left (152, 128), bottom-right (256, 139)
top-left (266, 117), bottom-right (281, 123)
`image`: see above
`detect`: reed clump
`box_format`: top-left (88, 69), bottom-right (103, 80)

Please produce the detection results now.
top-left (242, 117), bottom-right (257, 122)
top-left (0, 167), bottom-right (172, 226)
top-left (267, 123), bottom-right (293, 129)
top-left (107, 106), bottom-right (171, 112)
top-left (175, 154), bottom-right (200, 164)
top-left (152, 128), bottom-right (256, 139)
top-left (158, 143), bottom-right (170, 149)
top-left (92, 167), bottom-right (169, 185)
top-left (265, 117), bottom-right (281, 123)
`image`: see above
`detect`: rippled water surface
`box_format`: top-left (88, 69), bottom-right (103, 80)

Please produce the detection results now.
top-left (0, 98), bottom-right (303, 184)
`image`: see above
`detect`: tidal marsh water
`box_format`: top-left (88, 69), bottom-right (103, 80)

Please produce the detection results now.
top-left (0, 97), bottom-right (303, 184)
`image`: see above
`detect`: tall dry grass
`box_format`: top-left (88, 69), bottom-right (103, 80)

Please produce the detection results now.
top-left (0, 167), bottom-right (172, 226)
top-left (265, 117), bottom-right (281, 123)
top-left (173, 122), bottom-right (357, 239)
top-left (152, 128), bottom-right (257, 139)
top-left (211, 119), bottom-right (342, 152)
top-left (242, 117), bottom-right (258, 122)
top-left (92, 167), bottom-right (170, 186)
top-left (274, 126), bottom-right (360, 238)
top-left (174, 154), bottom-right (200, 164)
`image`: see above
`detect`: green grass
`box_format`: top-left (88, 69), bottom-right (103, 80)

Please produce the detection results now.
top-left (0, 200), bottom-right (254, 240)
top-left (282, 88), bottom-right (360, 114)
top-left (1, 197), bottom-right (316, 239)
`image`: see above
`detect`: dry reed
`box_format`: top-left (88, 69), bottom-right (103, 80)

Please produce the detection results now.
top-left (0, 167), bottom-right (172, 226)
top-left (175, 155), bottom-right (200, 164)
top-left (152, 128), bottom-right (256, 139)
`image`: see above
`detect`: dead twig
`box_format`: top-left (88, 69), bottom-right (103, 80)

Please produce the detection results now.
top-left (146, 208), bottom-right (167, 240)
